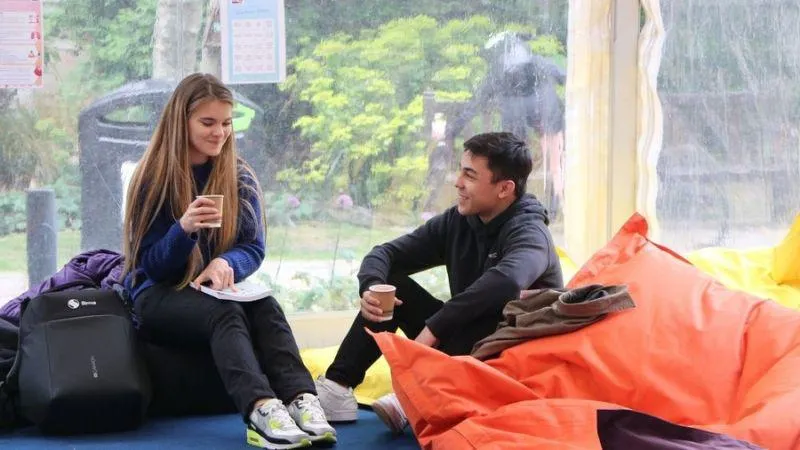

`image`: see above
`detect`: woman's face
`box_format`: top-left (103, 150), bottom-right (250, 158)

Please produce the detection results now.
top-left (187, 99), bottom-right (233, 165)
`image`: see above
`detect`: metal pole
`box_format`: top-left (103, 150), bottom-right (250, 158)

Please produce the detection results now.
top-left (27, 188), bottom-right (58, 287)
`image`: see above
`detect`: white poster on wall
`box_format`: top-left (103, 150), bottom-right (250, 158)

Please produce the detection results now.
top-left (220, 0), bottom-right (286, 85)
top-left (0, 0), bottom-right (44, 88)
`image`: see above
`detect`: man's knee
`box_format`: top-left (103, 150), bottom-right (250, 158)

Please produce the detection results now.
top-left (385, 272), bottom-right (410, 285)
top-left (385, 272), bottom-right (423, 297)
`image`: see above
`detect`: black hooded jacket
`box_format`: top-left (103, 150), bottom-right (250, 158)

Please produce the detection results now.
top-left (357, 194), bottom-right (564, 341)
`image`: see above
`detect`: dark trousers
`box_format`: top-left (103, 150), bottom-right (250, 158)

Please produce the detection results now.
top-left (135, 283), bottom-right (315, 419)
top-left (325, 274), bottom-right (499, 388)
top-left (142, 340), bottom-right (237, 417)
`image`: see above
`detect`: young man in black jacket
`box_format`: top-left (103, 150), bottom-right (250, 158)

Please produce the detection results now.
top-left (315, 132), bottom-right (564, 432)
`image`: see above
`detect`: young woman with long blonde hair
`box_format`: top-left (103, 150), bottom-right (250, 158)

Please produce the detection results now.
top-left (122, 73), bottom-right (335, 450)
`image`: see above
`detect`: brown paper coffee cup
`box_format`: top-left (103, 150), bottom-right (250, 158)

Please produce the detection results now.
top-left (197, 194), bottom-right (223, 228)
top-left (369, 284), bottom-right (396, 321)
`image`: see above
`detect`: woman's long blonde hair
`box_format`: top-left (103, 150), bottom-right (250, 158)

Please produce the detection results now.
top-left (122, 73), bottom-right (265, 289)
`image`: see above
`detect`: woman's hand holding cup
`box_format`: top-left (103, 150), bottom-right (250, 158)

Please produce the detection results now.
top-left (180, 196), bottom-right (222, 233)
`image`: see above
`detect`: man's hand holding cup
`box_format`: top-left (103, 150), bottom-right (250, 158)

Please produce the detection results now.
top-left (360, 284), bottom-right (402, 322)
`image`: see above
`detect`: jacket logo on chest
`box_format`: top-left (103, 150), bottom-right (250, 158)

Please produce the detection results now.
top-left (488, 252), bottom-right (498, 259)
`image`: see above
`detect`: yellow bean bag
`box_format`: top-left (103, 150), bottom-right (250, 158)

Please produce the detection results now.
top-left (772, 213), bottom-right (800, 285)
top-left (685, 214), bottom-right (800, 309)
top-left (556, 246), bottom-right (578, 281)
top-left (687, 247), bottom-right (800, 310)
top-left (300, 247), bottom-right (581, 405)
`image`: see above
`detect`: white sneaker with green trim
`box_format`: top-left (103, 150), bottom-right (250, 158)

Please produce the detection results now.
top-left (288, 393), bottom-right (337, 444)
top-left (247, 399), bottom-right (312, 449)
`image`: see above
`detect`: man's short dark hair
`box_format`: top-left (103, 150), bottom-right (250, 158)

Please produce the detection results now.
top-left (463, 132), bottom-right (533, 198)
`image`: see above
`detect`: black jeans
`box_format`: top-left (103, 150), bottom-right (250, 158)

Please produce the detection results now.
top-left (325, 273), bottom-right (500, 388)
top-left (135, 283), bottom-right (315, 419)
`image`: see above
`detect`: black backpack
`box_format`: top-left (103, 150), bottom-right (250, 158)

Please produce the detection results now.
top-left (4, 287), bottom-right (151, 434)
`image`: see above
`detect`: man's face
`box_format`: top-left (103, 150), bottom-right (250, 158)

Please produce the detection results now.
top-left (454, 151), bottom-right (513, 222)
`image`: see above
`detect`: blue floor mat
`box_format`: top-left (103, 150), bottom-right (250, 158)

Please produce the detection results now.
top-left (0, 409), bottom-right (421, 449)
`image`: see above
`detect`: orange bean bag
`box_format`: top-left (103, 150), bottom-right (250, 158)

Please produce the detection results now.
top-left (371, 213), bottom-right (800, 449)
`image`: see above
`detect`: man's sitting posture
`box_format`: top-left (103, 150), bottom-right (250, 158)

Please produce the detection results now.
top-left (316, 132), bottom-right (564, 432)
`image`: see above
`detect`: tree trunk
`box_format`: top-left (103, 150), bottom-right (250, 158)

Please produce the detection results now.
top-left (199, 0), bottom-right (222, 77)
top-left (152, 0), bottom-right (204, 81)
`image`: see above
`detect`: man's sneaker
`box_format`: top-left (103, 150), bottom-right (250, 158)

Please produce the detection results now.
top-left (288, 393), bottom-right (337, 444)
top-left (371, 393), bottom-right (408, 435)
top-left (314, 375), bottom-right (358, 422)
top-left (247, 399), bottom-right (312, 449)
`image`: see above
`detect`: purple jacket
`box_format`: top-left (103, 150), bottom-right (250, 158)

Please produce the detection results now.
top-left (0, 249), bottom-right (124, 325)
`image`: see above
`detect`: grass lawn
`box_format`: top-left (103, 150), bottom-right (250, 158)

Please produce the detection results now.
top-left (0, 222), bottom-right (411, 272)
top-left (0, 229), bottom-right (82, 272)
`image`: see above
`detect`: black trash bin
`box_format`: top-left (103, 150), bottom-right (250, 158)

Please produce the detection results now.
top-left (78, 79), bottom-right (266, 252)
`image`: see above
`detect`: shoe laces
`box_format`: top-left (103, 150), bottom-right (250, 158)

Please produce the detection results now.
top-left (295, 395), bottom-right (327, 423)
top-left (258, 401), bottom-right (296, 430)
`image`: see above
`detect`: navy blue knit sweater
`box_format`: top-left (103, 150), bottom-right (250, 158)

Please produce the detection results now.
top-left (123, 161), bottom-right (265, 301)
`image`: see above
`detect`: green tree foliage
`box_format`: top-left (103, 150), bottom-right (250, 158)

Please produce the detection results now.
top-left (35, 0), bottom-right (567, 215)
top-left (46, 0), bottom-right (157, 94)
top-left (0, 101), bottom-right (83, 233)
top-left (0, 109), bottom-right (40, 189)
top-left (283, 1), bottom-right (567, 58)
top-left (282, 15), bottom-right (563, 210)
top-left (0, 89), bottom-right (72, 191)
top-left (235, 1), bottom-right (568, 198)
